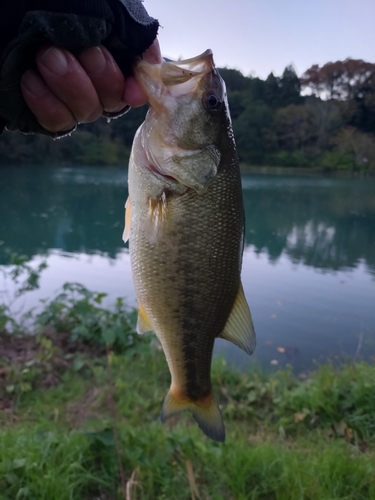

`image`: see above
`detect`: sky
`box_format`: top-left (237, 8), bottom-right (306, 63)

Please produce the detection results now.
top-left (144, 0), bottom-right (375, 79)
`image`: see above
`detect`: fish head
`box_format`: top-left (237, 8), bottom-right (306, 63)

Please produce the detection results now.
top-left (134, 50), bottom-right (234, 193)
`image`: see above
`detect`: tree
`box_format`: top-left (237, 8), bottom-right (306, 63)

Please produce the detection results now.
top-left (333, 127), bottom-right (375, 171)
top-left (264, 72), bottom-right (280, 107)
top-left (263, 66), bottom-right (302, 108)
top-left (234, 103), bottom-right (274, 164)
top-left (218, 68), bottom-right (252, 92)
top-left (300, 59), bottom-right (375, 101)
top-left (273, 105), bottom-right (312, 151)
top-left (304, 97), bottom-right (348, 149)
top-left (279, 66), bottom-right (302, 106)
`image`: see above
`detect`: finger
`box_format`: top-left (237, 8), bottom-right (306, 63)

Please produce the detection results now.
top-left (123, 75), bottom-right (148, 107)
top-left (21, 69), bottom-right (76, 133)
top-left (77, 45), bottom-right (127, 113)
top-left (36, 46), bottom-right (103, 123)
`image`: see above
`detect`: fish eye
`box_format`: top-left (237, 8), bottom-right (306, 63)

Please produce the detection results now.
top-left (203, 92), bottom-right (223, 112)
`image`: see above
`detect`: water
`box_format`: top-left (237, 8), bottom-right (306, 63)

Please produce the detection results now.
top-left (1, 165), bottom-right (374, 373)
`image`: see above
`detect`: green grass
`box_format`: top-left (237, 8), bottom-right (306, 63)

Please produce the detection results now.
top-left (1, 341), bottom-right (375, 499)
top-left (2, 425), bottom-right (374, 500)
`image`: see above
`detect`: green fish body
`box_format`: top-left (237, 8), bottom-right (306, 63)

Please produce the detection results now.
top-left (124, 50), bottom-right (255, 442)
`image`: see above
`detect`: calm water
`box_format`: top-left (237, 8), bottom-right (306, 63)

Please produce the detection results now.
top-left (1, 165), bottom-right (374, 373)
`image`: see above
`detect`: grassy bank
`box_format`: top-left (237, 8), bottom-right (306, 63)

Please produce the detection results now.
top-left (1, 338), bottom-right (375, 499)
top-left (1, 276), bottom-right (375, 499)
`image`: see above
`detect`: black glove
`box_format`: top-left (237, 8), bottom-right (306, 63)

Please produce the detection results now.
top-left (0, 0), bottom-right (159, 137)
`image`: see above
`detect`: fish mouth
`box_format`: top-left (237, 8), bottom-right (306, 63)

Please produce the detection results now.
top-left (160, 49), bottom-right (214, 86)
top-left (134, 49), bottom-right (215, 107)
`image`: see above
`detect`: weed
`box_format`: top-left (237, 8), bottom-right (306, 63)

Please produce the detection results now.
top-left (0, 253), bottom-right (47, 334)
top-left (36, 282), bottom-right (146, 354)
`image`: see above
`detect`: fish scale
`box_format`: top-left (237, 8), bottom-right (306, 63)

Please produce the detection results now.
top-left (125, 50), bottom-right (255, 441)
top-left (132, 179), bottom-right (240, 394)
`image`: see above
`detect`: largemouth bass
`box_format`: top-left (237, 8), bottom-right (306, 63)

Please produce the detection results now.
top-left (124, 50), bottom-right (255, 442)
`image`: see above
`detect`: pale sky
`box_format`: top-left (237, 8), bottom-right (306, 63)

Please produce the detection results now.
top-left (144, 0), bottom-right (375, 79)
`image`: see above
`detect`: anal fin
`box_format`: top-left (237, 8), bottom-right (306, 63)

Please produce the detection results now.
top-left (218, 282), bottom-right (256, 355)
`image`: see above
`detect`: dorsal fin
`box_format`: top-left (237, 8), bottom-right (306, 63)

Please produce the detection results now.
top-left (218, 282), bottom-right (256, 355)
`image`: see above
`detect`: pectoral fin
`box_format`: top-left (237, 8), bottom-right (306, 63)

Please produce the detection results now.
top-left (137, 302), bottom-right (153, 334)
top-left (147, 191), bottom-right (168, 243)
top-left (122, 197), bottom-right (131, 243)
top-left (218, 283), bottom-right (256, 355)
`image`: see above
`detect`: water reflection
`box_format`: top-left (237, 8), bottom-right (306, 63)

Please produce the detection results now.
top-left (0, 166), bottom-right (128, 263)
top-left (242, 175), bottom-right (375, 274)
top-left (1, 167), bottom-right (374, 276)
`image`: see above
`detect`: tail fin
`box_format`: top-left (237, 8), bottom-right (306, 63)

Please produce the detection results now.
top-left (161, 389), bottom-right (225, 442)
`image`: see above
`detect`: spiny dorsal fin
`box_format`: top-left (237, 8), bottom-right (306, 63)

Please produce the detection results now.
top-left (122, 197), bottom-right (131, 243)
top-left (218, 282), bottom-right (256, 355)
top-left (137, 302), bottom-right (153, 335)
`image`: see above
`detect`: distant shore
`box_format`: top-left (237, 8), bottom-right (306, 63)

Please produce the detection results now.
top-left (240, 164), bottom-right (375, 175)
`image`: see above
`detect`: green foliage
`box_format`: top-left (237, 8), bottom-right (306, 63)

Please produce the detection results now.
top-left (271, 150), bottom-right (312, 167)
top-left (36, 282), bottom-right (142, 353)
top-left (0, 429), bottom-right (96, 499)
top-left (279, 363), bottom-right (375, 439)
top-left (5, 253), bottom-right (47, 298)
top-left (0, 253), bottom-right (47, 333)
top-left (319, 150), bottom-right (355, 170)
top-left (217, 68), bottom-right (252, 92)
top-left (234, 103), bottom-right (274, 164)
top-left (0, 260), bottom-right (146, 402)
top-left (1, 357), bottom-right (41, 400)
top-left (0, 304), bottom-right (15, 333)
top-left (1, 427), bottom-right (374, 499)
top-left (212, 358), bottom-right (375, 442)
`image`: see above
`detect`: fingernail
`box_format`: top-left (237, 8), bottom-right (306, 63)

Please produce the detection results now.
top-left (21, 70), bottom-right (48, 97)
top-left (80, 46), bottom-right (107, 75)
top-left (40, 47), bottom-right (68, 76)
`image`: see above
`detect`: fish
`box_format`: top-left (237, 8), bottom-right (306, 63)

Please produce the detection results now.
top-left (123, 49), bottom-right (255, 442)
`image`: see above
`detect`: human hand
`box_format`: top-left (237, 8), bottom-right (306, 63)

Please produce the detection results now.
top-left (20, 39), bottom-right (161, 134)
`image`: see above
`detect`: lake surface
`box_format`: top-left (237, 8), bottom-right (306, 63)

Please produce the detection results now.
top-left (1, 165), bottom-right (374, 374)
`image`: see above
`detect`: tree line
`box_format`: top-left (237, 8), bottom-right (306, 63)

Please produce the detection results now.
top-left (0, 58), bottom-right (374, 171)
